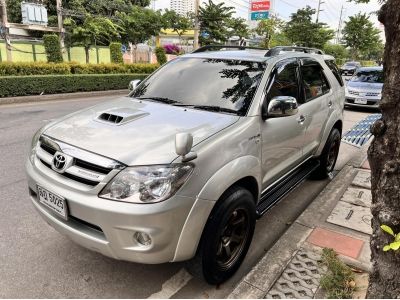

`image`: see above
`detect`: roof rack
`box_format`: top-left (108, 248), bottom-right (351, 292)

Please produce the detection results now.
top-left (265, 46), bottom-right (325, 57)
top-left (192, 45), bottom-right (268, 53)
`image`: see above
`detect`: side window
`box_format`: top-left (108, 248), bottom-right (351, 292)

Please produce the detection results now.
top-left (325, 60), bottom-right (344, 86)
top-left (300, 62), bottom-right (330, 102)
top-left (266, 60), bottom-right (300, 103)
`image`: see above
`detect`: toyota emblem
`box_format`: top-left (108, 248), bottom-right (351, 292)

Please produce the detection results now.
top-left (53, 154), bottom-right (66, 170)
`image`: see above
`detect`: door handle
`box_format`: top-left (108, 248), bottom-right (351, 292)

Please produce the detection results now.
top-left (328, 100), bottom-right (333, 107)
top-left (297, 115), bottom-right (306, 124)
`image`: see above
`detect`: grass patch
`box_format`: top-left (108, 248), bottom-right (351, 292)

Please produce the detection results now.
top-left (320, 248), bottom-right (356, 298)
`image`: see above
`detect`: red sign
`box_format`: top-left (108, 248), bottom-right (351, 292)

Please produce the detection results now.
top-left (251, 1), bottom-right (270, 12)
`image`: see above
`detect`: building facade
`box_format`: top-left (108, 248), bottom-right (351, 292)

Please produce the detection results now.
top-left (170, 0), bottom-right (195, 16)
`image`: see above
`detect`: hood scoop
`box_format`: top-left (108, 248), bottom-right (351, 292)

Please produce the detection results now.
top-left (96, 108), bottom-right (149, 125)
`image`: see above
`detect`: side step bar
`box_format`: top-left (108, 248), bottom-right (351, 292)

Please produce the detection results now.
top-left (256, 159), bottom-right (320, 217)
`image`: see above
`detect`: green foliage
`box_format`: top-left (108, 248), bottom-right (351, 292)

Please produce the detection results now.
top-left (155, 47), bottom-right (167, 65)
top-left (323, 44), bottom-right (349, 60)
top-left (117, 7), bottom-right (163, 47)
top-left (43, 34), bottom-right (64, 63)
top-left (199, 0), bottom-right (235, 45)
top-left (228, 18), bottom-right (250, 40)
top-left (6, 0), bottom-right (23, 23)
top-left (64, 15), bottom-right (120, 63)
top-left (320, 248), bottom-right (356, 299)
top-left (254, 17), bottom-right (285, 48)
top-left (0, 74), bottom-right (148, 98)
top-left (284, 6), bottom-right (335, 49)
top-left (342, 13), bottom-right (382, 59)
top-left (381, 225), bottom-right (400, 251)
top-left (110, 42), bottom-right (124, 64)
top-left (0, 62), bottom-right (158, 76)
top-left (269, 33), bottom-right (292, 48)
top-left (163, 9), bottom-right (193, 39)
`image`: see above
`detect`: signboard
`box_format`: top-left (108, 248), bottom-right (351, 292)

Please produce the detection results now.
top-left (251, 11), bottom-right (270, 20)
top-left (250, 0), bottom-right (270, 21)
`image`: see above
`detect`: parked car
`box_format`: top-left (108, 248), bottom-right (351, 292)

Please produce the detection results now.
top-left (340, 61), bottom-right (362, 76)
top-left (26, 46), bottom-right (344, 285)
top-left (345, 66), bottom-right (384, 108)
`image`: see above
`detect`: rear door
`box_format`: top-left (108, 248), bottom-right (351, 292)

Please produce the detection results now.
top-left (298, 58), bottom-right (332, 156)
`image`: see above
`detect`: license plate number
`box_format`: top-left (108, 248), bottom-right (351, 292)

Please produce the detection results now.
top-left (37, 185), bottom-right (68, 220)
top-left (355, 98), bottom-right (368, 104)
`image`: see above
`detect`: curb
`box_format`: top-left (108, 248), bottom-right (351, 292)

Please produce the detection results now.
top-left (0, 89), bottom-right (129, 106)
top-left (228, 146), bottom-right (369, 299)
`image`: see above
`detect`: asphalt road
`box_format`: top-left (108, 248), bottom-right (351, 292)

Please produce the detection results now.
top-left (0, 96), bottom-right (372, 298)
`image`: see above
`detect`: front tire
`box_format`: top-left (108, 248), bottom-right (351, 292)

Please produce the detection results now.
top-left (187, 187), bottom-right (256, 285)
top-left (313, 128), bottom-right (341, 179)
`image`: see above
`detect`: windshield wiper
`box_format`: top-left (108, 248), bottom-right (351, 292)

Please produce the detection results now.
top-left (173, 104), bottom-right (239, 115)
top-left (135, 96), bottom-right (181, 104)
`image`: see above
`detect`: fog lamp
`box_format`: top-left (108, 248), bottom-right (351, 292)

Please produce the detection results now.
top-left (134, 232), bottom-right (152, 246)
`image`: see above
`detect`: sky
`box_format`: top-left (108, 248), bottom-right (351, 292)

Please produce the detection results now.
top-left (154, 0), bottom-right (384, 38)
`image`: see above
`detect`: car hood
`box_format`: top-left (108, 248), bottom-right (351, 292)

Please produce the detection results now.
top-left (347, 81), bottom-right (383, 91)
top-left (44, 97), bottom-right (240, 165)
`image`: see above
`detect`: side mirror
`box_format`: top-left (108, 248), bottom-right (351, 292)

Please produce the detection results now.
top-left (175, 132), bottom-right (197, 162)
top-left (264, 96), bottom-right (299, 119)
top-left (128, 80), bottom-right (141, 91)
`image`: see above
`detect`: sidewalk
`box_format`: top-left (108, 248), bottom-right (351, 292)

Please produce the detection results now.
top-left (229, 145), bottom-right (372, 299)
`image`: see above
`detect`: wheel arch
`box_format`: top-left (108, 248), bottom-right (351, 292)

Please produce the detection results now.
top-left (315, 113), bottom-right (343, 157)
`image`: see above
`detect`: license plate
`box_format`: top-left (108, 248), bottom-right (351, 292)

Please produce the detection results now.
top-left (355, 98), bottom-right (368, 104)
top-left (37, 185), bottom-right (68, 220)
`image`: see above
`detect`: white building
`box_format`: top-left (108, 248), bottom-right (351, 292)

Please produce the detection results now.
top-left (170, 0), bottom-right (195, 16)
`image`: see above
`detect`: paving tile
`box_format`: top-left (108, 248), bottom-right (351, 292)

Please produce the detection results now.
top-left (307, 228), bottom-right (364, 259)
top-left (361, 159), bottom-right (370, 170)
top-left (341, 187), bottom-right (371, 208)
top-left (352, 170), bottom-right (371, 189)
top-left (327, 201), bottom-right (372, 235)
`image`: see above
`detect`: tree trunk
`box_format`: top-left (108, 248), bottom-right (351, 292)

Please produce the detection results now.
top-left (367, 0), bottom-right (400, 298)
top-left (85, 47), bottom-right (90, 64)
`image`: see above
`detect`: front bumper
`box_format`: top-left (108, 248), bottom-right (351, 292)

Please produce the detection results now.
top-left (341, 69), bottom-right (356, 76)
top-left (26, 158), bottom-right (197, 264)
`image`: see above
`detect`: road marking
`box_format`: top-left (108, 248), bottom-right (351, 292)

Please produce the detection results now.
top-left (147, 268), bottom-right (192, 299)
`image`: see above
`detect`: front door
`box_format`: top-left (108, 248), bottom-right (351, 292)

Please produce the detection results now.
top-left (260, 58), bottom-right (307, 190)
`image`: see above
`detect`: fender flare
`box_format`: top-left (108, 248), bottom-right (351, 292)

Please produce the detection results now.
top-left (173, 156), bottom-right (261, 261)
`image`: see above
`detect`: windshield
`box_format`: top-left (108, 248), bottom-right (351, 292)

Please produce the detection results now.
top-left (345, 62), bottom-right (357, 67)
top-left (131, 57), bottom-right (266, 116)
top-left (351, 70), bottom-right (384, 83)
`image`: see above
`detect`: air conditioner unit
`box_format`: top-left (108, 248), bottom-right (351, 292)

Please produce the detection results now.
top-left (21, 2), bottom-right (48, 26)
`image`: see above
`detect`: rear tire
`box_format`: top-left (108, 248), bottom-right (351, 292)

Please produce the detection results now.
top-left (186, 186), bottom-right (256, 285)
top-left (312, 128), bottom-right (341, 179)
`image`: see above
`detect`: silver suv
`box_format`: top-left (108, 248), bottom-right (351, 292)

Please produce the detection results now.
top-left (26, 46), bottom-right (344, 284)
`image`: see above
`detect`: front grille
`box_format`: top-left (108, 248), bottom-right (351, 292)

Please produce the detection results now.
top-left (36, 138), bottom-right (120, 187)
top-left (348, 90), bottom-right (380, 97)
top-left (69, 215), bottom-right (103, 233)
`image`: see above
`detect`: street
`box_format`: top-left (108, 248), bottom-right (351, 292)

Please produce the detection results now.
top-left (0, 96), bottom-right (373, 298)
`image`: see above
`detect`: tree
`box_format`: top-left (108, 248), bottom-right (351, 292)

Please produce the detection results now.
top-left (163, 9), bottom-right (193, 45)
top-left (323, 43), bottom-right (349, 60)
top-left (347, 0), bottom-right (400, 298)
top-left (198, 0), bottom-right (234, 45)
top-left (116, 6), bottom-right (163, 62)
top-left (283, 6), bottom-right (334, 49)
top-left (342, 13), bottom-right (381, 59)
top-left (64, 15), bottom-right (120, 63)
top-left (228, 17), bottom-right (250, 41)
top-left (254, 16), bottom-right (284, 48)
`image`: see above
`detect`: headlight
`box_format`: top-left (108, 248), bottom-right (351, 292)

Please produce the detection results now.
top-left (99, 164), bottom-right (194, 203)
top-left (29, 127), bottom-right (45, 164)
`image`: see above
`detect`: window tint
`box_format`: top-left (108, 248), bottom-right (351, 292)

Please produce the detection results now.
top-left (266, 60), bottom-right (299, 102)
top-left (301, 64), bottom-right (330, 101)
top-left (325, 60), bottom-right (344, 86)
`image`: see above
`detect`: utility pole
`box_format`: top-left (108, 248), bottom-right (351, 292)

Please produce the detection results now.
top-left (316, 0), bottom-right (325, 23)
top-left (0, 0), bottom-right (12, 61)
top-left (193, 0), bottom-right (200, 50)
top-left (56, 0), bottom-right (65, 51)
top-left (336, 5), bottom-right (345, 44)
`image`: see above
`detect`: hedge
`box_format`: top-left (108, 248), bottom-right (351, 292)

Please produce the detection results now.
top-left (0, 62), bottom-right (159, 76)
top-left (43, 34), bottom-right (63, 63)
top-left (0, 74), bottom-right (149, 98)
top-left (110, 42), bottom-right (123, 64)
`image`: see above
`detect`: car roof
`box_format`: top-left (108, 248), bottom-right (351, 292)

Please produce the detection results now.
top-left (181, 49), bottom-right (330, 63)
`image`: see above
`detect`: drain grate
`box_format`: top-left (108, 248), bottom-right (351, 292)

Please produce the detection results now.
top-left (342, 114), bottom-right (382, 147)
